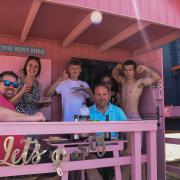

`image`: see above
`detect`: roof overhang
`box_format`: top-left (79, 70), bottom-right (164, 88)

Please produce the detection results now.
top-left (0, 0), bottom-right (180, 55)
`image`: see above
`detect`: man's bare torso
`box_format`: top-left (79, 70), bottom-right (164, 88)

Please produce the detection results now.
top-left (121, 79), bottom-right (143, 118)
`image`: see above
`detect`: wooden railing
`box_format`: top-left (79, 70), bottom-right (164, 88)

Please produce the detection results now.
top-left (0, 120), bottom-right (157, 180)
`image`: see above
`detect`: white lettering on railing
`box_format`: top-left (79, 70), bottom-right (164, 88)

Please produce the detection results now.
top-left (0, 136), bottom-right (65, 169)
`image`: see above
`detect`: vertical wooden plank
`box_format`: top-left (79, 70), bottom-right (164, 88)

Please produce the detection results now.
top-left (175, 0), bottom-right (180, 27)
top-left (158, 0), bottom-right (168, 24)
top-left (140, 0), bottom-right (150, 20)
top-left (109, 0), bottom-right (121, 14)
top-left (150, 0), bottom-right (158, 22)
top-left (120, 0), bottom-right (132, 17)
top-left (146, 131), bottom-right (157, 180)
top-left (113, 150), bottom-right (122, 180)
top-left (131, 131), bottom-right (141, 180)
top-left (74, 0), bottom-right (86, 7)
top-left (131, 0), bottom-right (141, 18)
top-left (62, 171), bottom-right (68, 180)
top-left (98, 0), bottom-right (110, 12)
top-left (86, 0), bottom-right (98, 9)
top-left (157, 125), bottom-right (166, 180)
top-left (167, 0), bottom-right (176, 26)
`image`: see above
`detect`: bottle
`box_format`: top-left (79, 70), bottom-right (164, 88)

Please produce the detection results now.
top-left (73, 115), bottom-right (79, 141)
top-left (79, 103), bottom-right (90, 141)
top-left (79, 102), bottom-right (90, 121)
top-left (104, 115), bottom-right (111, 141)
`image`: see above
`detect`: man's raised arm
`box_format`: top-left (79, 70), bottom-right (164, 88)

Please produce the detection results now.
top-left (112, 63), bottom-right (125, 83)
top-left (137, 65), bottom-right (161, 86)
top-left (0, 106), bottom-right (45, 122)
top-left (45, 70), bottom-right (68, 97)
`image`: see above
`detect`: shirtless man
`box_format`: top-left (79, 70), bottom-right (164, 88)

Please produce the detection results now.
top-left (112, 60), bottom-right (161, 119)
top-left (112, 60), bottom-right (160, 180)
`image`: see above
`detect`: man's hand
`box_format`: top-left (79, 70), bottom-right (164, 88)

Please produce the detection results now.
top-left (56, 70), bottom-right (69, 83)
top-left (136, 65), bottom-right (145, 74)
top-left (116, 62), bottom-right (123, 70)
top-left (62, 70), bottom-right (69, 80)
top-left (45, 70), bottom-right (69, 97)
top-left (112, 62), bottom-right (124, 83)
top-left (83, 88), bottom-right (91, 95)
top-left (31, 112), bottom-right (46, 122)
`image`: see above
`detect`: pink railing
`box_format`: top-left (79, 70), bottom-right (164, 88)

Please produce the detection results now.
top-left (0, 120), bottom-right (157, 180)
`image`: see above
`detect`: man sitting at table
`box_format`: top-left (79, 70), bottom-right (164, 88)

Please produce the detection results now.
top-left (86, 84), bottom-right (127, 180)
top-left (0, 71), bottom-right (45, 164)
top-left (89, 84), bottom-right (127, 137)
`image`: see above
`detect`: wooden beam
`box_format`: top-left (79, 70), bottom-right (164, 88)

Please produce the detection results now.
top-left (21, 0), bottom-right (43, 43)
top-left (62, 13), bottom-right (92, 48)
top-left (133, 30), bottom-right (180, 56)
top-left (99, 21), bottom-right (150, 52)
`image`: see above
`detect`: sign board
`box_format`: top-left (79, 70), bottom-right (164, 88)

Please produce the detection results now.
top-left (0, 44), bottom-right (46, 56)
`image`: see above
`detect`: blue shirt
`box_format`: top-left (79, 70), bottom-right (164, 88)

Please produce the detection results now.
top-left (89, 103), bottom-right (127, 138)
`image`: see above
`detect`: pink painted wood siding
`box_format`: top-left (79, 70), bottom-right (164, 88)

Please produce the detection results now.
top-left (48, 0), bottom-right (180, 28)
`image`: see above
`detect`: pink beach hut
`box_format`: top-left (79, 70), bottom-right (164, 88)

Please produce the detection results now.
top-left (0, 0), bottom-right (180, 179)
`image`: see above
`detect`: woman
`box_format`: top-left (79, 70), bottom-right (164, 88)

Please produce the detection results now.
top-left (11, 56), bottom-right (43, 115)
top-left (100, 73), bottom-right (120, 106)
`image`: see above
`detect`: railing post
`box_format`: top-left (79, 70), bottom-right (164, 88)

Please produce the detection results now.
top-left (62, 171), bottom-right (68, 180)
top-left (131, 131), bottom-right (141, 180)
top-left (113, 150), bottom-right (122, 180)
top-left (147, 131), bottom-right (157, 180)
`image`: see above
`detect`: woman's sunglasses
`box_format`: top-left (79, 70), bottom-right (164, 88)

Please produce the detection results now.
top-left (1, 80), bottom-right (19, 88)
top-left (102, 81), bottom-right (112, 85)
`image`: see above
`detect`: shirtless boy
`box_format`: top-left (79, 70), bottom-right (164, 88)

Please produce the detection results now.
top-left (112, 60), bottom-right (161, 179)
top-left (112, 60), bottom-right (161, 119)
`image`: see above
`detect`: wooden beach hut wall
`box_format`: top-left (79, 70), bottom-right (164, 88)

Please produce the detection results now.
top-left (0, 0), bottom-right (180, 179)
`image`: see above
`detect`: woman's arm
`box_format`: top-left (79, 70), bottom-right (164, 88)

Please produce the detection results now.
top-left (11, 83), bottom-right (32, 105)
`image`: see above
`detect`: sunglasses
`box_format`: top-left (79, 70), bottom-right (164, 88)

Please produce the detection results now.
top-left (1, 80), bottom-right (19, 88)
top-left (102, 81), bottom-right (112, 85)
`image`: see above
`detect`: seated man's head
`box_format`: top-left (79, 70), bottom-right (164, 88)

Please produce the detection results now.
top-left (123, 60), bottom-right (137, 80)
top-left (0, 71), bottom-right (19, 99)
top-left (68, 59), bottom-right (82, 80)
top-left (94, 84), bottom-right (110, 110)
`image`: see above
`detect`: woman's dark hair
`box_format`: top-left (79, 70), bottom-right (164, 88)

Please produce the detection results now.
top-left (100, 73), bottom-right (113, 83)
top-left (23, 56), bottom-right (41, 77)
top-left (123, 59), bottom-right (137, 70)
